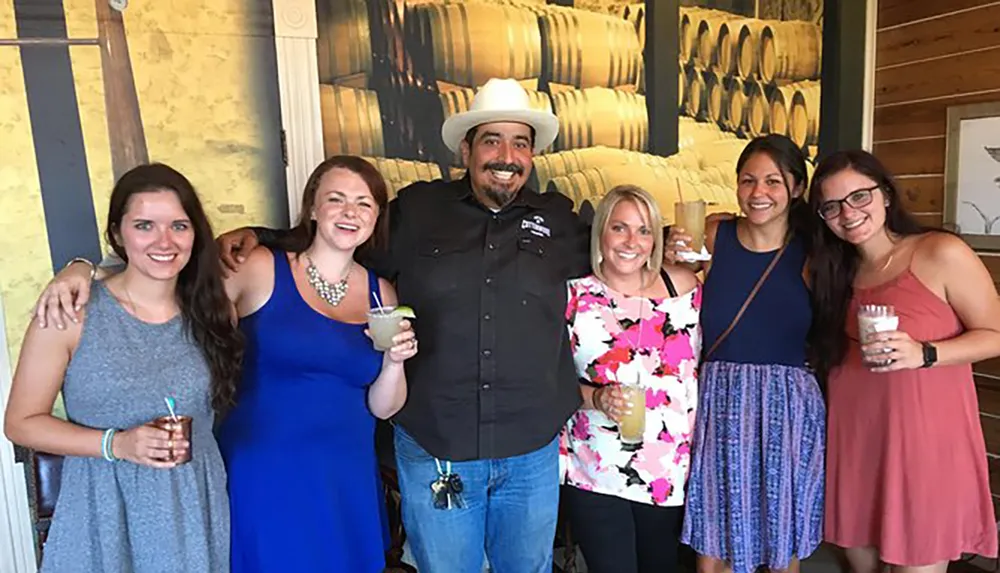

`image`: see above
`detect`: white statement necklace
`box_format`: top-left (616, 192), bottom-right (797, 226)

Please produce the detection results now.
top-left (305, 256), bottom-right (352, 307)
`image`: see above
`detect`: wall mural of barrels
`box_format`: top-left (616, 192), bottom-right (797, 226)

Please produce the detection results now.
top-left (315, 0), bottom-right (823, 223)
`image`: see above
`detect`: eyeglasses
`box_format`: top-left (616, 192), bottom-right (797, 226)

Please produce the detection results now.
top-left (816, 185), bottom-right (880, 220)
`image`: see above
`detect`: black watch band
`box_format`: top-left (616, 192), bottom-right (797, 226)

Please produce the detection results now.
top-left (920, 341), bottom-right (937, 368)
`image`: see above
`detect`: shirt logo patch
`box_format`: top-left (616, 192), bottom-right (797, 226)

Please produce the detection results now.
top-left (521, 215), bottom-right (551, 237)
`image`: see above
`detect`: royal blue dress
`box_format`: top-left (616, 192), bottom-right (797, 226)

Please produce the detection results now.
top-left (217, 249), bottom-right (388, 572)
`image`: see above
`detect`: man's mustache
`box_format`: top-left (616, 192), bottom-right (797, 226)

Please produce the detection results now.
top-left (483, 162), bottom-right (524, 175)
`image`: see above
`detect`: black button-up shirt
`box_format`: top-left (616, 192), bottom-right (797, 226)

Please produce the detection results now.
top-left (366, 176), bottom-right (590, 461)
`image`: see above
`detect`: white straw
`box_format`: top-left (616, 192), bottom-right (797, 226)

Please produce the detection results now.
top-left (372, 291), bottom-right (385, 313)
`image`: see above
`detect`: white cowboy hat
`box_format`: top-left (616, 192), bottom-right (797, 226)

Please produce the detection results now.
top-left (441, 78), bottom-right (559, 155)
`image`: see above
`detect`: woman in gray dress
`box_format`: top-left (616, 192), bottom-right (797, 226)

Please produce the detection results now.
top-left (4, 163), bottom-right (242, 572)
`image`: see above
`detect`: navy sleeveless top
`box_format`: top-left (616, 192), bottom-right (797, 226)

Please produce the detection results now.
top-left (700, 220), bottom-right (811, 367)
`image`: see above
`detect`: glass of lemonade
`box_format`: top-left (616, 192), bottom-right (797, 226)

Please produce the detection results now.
top-left (366, 306), bottom-right (415, 351)
top-left (857, 304), bottom-right (898, 367)
top-left (674, 200), bottom-right (706, 255)
top-left (618, 378), bottom-right (646, 450)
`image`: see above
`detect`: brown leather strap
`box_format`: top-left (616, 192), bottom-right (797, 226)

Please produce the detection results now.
top-left (703, 240), bottom-right (790, 361)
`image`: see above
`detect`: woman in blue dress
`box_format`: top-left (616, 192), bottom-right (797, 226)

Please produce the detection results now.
top-left (217, 155), bottom-right (418, 572)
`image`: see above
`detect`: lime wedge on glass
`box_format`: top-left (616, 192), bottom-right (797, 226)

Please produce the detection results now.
top-left (392, 305), bottom-right (416, 319)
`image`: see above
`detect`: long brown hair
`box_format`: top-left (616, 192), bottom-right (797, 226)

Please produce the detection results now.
top-left (807, 150), bottom-right (931, 381)
top-left (271, 155), bottom-right (390, 256)
top-left (107, 163), bottom-right (244, 414)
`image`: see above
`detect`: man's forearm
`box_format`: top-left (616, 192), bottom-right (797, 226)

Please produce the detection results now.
top-left (249, 226), bottom-right (294, 249)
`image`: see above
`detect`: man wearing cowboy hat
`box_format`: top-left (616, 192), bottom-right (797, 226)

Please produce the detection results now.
top-left (39, 78), bottom-right (592, 572)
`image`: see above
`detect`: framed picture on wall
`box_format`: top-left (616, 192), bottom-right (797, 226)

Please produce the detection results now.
top-left (944, 100), bottom-right (1000, 251)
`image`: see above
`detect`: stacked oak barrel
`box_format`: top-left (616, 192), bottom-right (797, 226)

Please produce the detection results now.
top-left (320, 0), bottom-right (808, 219)
top-left (679, 6), bottom-right (822, 159)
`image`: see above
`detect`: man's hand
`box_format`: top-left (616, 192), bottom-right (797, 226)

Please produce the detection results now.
top-left (32, 262), bottom-right (95, 330)
top-left (217, 228), bottom-right (260, 274)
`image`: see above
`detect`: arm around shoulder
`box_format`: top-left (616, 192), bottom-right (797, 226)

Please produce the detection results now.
top-left (225, 245), bottom-right (276, 317)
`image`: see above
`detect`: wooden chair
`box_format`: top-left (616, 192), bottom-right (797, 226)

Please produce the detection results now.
top-left (377, 420), bottom-right (417, 573)
top-left (14, 445), bottom-right (64, 566)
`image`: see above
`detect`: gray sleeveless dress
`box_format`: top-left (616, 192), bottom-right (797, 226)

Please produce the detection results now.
top-left (41, 281), bottom-right (230, 573)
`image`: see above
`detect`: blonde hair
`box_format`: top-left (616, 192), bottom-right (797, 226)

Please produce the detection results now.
top-left (591, 185), bottom-right (664, 286)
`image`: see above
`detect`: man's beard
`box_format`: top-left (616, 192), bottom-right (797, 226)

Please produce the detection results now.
top-left (481, 161), bottom-right (524, 208)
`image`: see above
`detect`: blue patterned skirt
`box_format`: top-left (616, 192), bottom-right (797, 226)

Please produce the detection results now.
top-left (681, 361), bottom-right (826, 573)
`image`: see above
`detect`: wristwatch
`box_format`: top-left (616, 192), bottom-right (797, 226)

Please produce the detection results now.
top-left (920, 341), bottom-right (937, 368)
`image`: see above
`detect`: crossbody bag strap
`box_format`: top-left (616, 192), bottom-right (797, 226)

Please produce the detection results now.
top-left (703, 240), bottom-right (790, 361)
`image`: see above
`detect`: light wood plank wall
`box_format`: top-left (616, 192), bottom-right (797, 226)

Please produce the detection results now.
top-left (872, 0), bottom-right (1000, 519)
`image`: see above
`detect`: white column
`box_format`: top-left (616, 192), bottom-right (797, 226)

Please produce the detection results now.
top-left (861, 0), bottom-right (878, 151)
top-left (272, 0), bottom-right (324, 224)
top-left (0, 292), bottom-right (38, 573)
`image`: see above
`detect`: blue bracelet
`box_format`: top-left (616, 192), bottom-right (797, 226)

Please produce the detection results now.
top-left (101, 428), bottom-right (118, 462)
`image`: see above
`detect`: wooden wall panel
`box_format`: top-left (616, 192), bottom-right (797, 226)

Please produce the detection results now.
top-left (876, 4), bottom-right (1000, 68)
top-left (875, 46), bottom-right (1000, 106)
top-left (871, 137), bottom-right (945, 175)
top-left (873, 90), bottom-right (1000, 141)
top-left (895, 175), bottom-right (944, 212)
top-left (983, 415), bottom-right (1000, 455)
top-left (877, 0), bottom-right (998, 30)
top-left (976, 375), bottom-right (1000, 416)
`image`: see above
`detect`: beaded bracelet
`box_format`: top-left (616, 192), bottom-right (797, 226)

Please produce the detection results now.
top-left (101, 428), bottom-right (119, 462)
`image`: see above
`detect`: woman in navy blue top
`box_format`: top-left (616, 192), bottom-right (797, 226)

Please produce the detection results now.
top-left (669, 135), bottom-right (825, 573)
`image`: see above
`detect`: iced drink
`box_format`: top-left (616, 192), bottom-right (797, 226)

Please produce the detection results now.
top-left (674, 200), bottom-right (706, 253)
top-left (618, 384), bottom-right (646, 449)
top-left (857, 304), bottom-right (898, 367)
top-left (153, 415), bottom-right (192, 464)
top-left (367, 307), bottom-right (404, 351)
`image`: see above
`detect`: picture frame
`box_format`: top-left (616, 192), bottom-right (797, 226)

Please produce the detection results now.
top-left (943, 100), bottom-right (1000, 251)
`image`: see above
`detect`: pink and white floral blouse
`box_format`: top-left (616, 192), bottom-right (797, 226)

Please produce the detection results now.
top-left (559, 274), bottom-right (702, 507)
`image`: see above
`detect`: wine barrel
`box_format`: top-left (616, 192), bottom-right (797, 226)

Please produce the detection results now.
top-left (684, 67), bottom-right (707, 120)
top-left (704, 70), bottom-right (726, 125)
top-left (551, 87), bottom-right (647, 152)
top-left (723, 76), bottom-right (747, 133)
top-left (620, 4), bottom-right (645, 52)
top-left (437, 86), bottom-right (554, 165)
top-left (538, 6), bottom-right (641, 89)
top-left (692, 139), bottom-right (747, 171)
top-left (789, 82), bottom-right (821, 148)
top-left (745, 80), bottom-right (770, 138)
top-left (405, 2), bottom-right (542, 88)
top-left (694, 12), bottom-right (732, 69)
top-left (360, 156), bottom-right (443, 182)
top-left (735, 19), bottom-right (769, 79)
top-left (768, 82), bottom-right (806, 137)
top-left (759, 21), bottom-right (823, 83)
top-left (316, 0), bottom-right (372, 86)
top-left (320, 84), bottom-right (385, 158)
top-left (677, 67), bottom-right (685, 111)
top-left (546, 163), bottom-right (731, 220)
top-left (678, 115), bottom-right (737, 149)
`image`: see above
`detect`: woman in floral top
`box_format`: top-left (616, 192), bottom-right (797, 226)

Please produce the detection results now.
top-left (561, 185), bottom-right (702, 573)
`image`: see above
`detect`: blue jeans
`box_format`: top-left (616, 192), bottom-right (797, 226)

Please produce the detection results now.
top-left (393, 425), bottom-right (560, 573)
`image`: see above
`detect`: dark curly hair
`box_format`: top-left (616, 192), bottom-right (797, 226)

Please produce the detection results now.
top-left (106, 163), bottom-right (244, 414)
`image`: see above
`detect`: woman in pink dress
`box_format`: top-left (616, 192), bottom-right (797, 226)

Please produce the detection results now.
top-left (808, 149), bottom-right (1000, 572)
top-left (561, 185), bottom-right (701, 573)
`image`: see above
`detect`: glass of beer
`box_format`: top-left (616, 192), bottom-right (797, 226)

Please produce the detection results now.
top-left (618, 377), bottom-right (646, 450)
top-left (674, 200), bottom-right (706, 254)
top-left (857, 304), bottom-right (898, 368)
